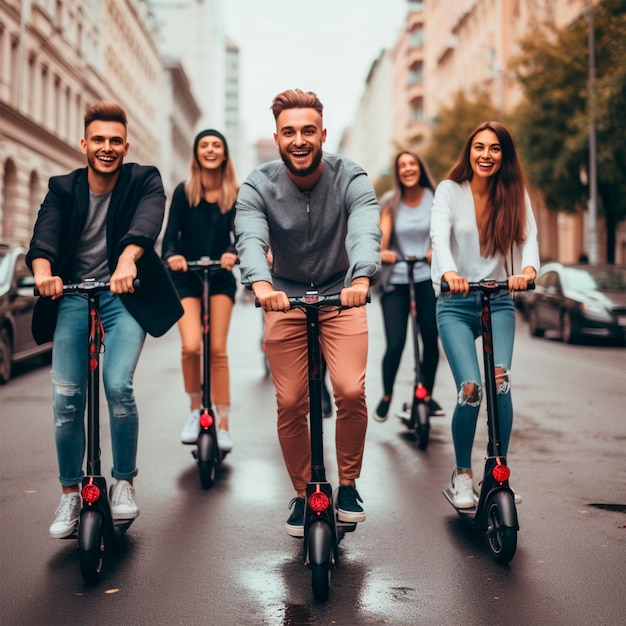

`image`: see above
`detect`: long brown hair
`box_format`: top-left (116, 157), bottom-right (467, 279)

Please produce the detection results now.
top-left (184, 130), bottom-right (238, 213)
top-left (447, 121), bottom-right (527, 257)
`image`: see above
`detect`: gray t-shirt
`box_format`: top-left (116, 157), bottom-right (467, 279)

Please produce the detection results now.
top-left (71, 190), bottom-right (111, 282)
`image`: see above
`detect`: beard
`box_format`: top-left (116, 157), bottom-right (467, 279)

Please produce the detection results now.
top-left (279, 144), bottom-right (323, 178)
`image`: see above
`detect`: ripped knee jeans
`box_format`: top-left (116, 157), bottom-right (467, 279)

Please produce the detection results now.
top-left (52, 292), bottom-right (145, 486)
top-left (436, 292), bottom-right (516, 470)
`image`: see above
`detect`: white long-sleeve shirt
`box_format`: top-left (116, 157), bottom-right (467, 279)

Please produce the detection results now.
top-left (430, 180), bottom-right (539, 296)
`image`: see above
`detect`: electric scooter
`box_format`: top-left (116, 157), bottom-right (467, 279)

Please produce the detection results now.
top-left (185, 258), bottom-right (228, 489)
top-left (38, 279), bottom-right (137, 584)
top-left (395, 256), bottom-right (431, 450)
top-left (441, 278), bottom-right (533, 564)
top-left (256, 291), bottom-right (367, 601)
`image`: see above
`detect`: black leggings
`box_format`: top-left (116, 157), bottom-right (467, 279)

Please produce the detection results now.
top-left (380, 280), bottom-right (439, 397)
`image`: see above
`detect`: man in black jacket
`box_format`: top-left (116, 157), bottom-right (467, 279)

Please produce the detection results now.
top-left (27, 101), bottom-right (182, 539)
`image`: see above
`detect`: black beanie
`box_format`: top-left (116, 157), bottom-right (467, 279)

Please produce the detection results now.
top-left (193, 129), bottom-right (229, 164)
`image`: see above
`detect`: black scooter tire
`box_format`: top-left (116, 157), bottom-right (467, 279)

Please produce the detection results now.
top-left (78, 510), bottom-right (104, 584)
top-left (414, 402), bottom-right (430, 450)
top-left (486, 493), bottom-right (517, 564)
top-left (308, 520), bottom-right (332, 601)
top-left (197, 432), bottom-right (216, 489)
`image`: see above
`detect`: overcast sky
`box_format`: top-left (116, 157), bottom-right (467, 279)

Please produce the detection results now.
top-left (222, 0), bottom-right (410, 152)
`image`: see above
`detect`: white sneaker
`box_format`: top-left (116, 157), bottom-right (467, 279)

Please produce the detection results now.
top-left (217, 429), bottom-right (233, 452)
top-left (49, 492), bottom-right (81, 538)
top-left (110, 480), bottom-right (139, 520)
top-left (512, 490), bottom-right (522, 504)
top-left (451, 470), bottom-right (475, 509)
top-left (181, 409), bottom-right (201, 444)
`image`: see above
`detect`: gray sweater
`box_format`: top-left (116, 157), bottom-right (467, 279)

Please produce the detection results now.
top-left (234, 153), bottom-right (381, 295)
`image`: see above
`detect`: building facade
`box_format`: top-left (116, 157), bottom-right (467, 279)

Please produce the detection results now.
top-left (0, 0), bottom-right (201, 247)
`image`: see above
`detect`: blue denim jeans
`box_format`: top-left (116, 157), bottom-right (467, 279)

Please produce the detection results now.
top-left (436, 292), bottom-right (516, 470)
top-left (52, 292), bottom-right (146, 486)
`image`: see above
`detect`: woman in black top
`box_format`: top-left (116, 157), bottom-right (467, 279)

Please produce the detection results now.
top-left (162, 129), bottom-right (239, 451)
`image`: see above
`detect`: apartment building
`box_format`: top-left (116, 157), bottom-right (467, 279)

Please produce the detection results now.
top-left (345, 0), bottom-right (618, 263)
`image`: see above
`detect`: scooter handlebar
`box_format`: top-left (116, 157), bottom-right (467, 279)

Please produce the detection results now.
top-left (440, 279), bottom-right (535, 294)
top-left (34, 278), bottom-right (140, 296)
top-left (254, 291), bottom-right (371, 309)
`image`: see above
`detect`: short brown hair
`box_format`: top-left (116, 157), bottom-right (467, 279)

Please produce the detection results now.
top-left (84, 100), bottom-right (127, 132)
top-left (270, 89), bottom-right (323, 121)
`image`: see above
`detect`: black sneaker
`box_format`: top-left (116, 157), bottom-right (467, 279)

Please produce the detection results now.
top-left (336, 486), bottom-right (366, 523)
top-left (428, 398), bottom-right (445, 416)
top-left (285, 497), bottom-right (305, 537)
top-left (374, 397), bottom-right (391, 422)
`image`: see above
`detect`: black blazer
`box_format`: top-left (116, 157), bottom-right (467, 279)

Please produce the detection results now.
top-left (27, 163), bottom-right (183, 340)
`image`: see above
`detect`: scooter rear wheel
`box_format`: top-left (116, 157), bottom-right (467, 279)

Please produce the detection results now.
top-left (486, 495), bottom-right (517, 564)
top-left (197, 432), bottom-right (216, 489)
top-left (311, 563), bottom-right (331, 602)
top-left (78, 510), bottom-right (105, 584)
top-left (307, 519), bottom-right (332, 601)
top-left (414, 401), bottom-right (430, 450)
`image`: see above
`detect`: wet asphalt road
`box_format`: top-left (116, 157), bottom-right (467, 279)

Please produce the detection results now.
top-left (1, 292), bottom-right (625, 625)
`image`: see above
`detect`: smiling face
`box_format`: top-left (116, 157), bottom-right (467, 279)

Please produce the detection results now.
top-left (469, 129), bottom-right (502, 180)
top-left (274, 107), bottom-right (326, 181)
top-left (195, 135), bottom-right (226, 171)
top-left (81, 120), bottom-right (129, 178)
top-left (396, 153), bottom-right (421, 189)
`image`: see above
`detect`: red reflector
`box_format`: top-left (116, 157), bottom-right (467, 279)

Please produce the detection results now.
top-left (82, 483), bottom-right (100, 505)
top-left (492, 462), bottom-right (510, 483)
top-left (199, 411), bottom-right (213, 429)
top-left (308, 491), bottom-right (330, 513)
top-left (415, 386), bottom-right (428, 400)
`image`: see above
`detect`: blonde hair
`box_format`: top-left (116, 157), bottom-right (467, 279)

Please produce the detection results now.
top-left (183, 135), bottom-right (238, 213)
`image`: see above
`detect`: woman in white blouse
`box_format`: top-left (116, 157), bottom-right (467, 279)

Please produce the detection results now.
top-left (430, 121), bottom-right (539, 509)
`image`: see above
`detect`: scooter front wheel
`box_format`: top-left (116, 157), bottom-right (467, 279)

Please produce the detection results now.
top-left (197, 431), bottom-right (216, 489)
top-left (78, 510), bottom-right (105, 584)
top-left (486, 494), bottom-right (517, 564)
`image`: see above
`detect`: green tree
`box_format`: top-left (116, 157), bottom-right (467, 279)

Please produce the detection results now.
top-left (422, 90), bottom-right (500, 183)
top-left (512, 0), bottom-right (626, 263)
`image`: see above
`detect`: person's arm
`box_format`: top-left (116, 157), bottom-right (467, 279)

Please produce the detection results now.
top-left (26, 176), bottom-right (67, 273)
top-left (508, 191), bottom-right (540, 291)
top-left (118, 166), bottom-right (166, 253)
top-left (430, 181), bottom-right (469, 295)
top-left (234, 178), bottom-right (273, 287)
top-left (379, 205), bottom-right (397, 265)
top-left (343, 173), bottom-right (382, 287)
top-left (162, 185), bottom-right (188, 272)
top-left (110, 243), bottom-right (143, 294)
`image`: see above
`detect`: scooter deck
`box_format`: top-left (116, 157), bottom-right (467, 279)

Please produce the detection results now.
top-left (443, 487), bottom-right (479, 514)
top-left (114, 517), bottom-right (136, 533)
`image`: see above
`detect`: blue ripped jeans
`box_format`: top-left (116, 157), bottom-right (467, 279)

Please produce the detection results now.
top-left (52, 292), bottom-right (146, 486)
top-left (436, 292), bottom-right (516, 470)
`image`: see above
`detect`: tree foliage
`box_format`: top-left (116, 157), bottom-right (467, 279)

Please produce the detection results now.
top-left (422, 90), bottom-right (500, 183)
top-left (512, 0), bottom-right (626, 261)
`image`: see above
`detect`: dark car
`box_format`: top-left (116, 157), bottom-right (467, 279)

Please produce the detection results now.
top-left (0, 244), bottom-right (52, 383)
top-left (526, 262), bottom-right (626, 344)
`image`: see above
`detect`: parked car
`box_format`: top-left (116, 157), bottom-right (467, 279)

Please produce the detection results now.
top-left (526, 261), bottom-right (626, 344)
top-left (0, 244), bottom-right (52, 383)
